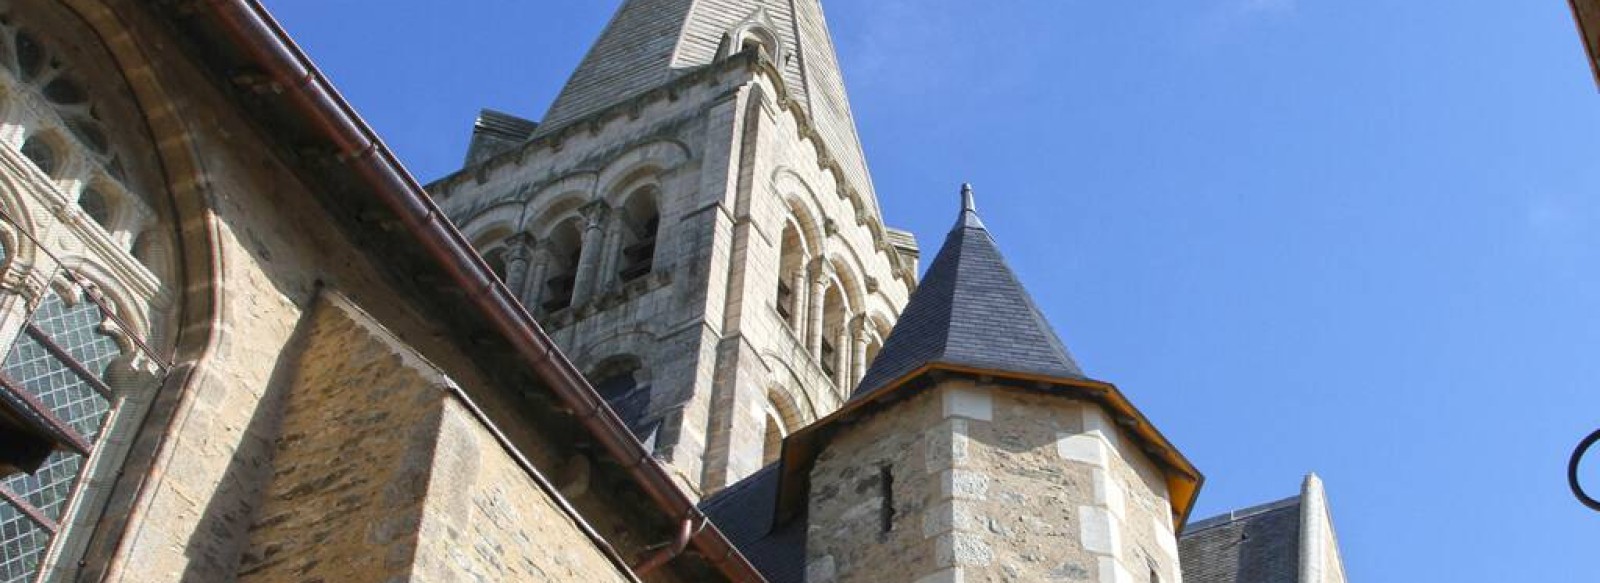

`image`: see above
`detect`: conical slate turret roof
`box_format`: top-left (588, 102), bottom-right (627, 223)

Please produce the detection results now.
top-left (853, 184), bottom-right (1086, 399)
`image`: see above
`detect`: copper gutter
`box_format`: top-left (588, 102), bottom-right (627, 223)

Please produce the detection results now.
top-left (200, 1), bottom-right (764, 581)
top-left (634, 515), bottom-right (699, 576)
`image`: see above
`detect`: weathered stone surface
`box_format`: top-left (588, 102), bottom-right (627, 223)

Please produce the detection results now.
top-left (806, 384), bottom-right (1180, 583)
top-left (237, 296), bottom-right (630, 583)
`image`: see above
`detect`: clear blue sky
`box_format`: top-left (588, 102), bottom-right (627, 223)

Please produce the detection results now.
top-left (263, 1), bottom-right (1600, 580)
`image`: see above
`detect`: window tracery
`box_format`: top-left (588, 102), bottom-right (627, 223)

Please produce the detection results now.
top-left (0, 8), bottom-right (173, 581)
top-left (0, 20), bottom-right (144, 242)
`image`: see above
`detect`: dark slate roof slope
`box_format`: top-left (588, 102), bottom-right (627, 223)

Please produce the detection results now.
top-left (853, 184), bottom-right (1085, 399)
top-left (1178, 496), bottom-right (1303, 583)
top-left (701, 465), bottom-right (806, 583)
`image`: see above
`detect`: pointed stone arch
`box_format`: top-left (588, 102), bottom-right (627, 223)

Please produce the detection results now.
top-left (14, 4), bottom-right (229, 581)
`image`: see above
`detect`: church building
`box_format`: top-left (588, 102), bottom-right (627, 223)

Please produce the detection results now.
top-left (0, 0), bottom-right (1347, 581)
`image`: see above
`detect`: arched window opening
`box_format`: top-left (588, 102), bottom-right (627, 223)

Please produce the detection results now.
top-left (617, 189), bottom-right (659, 284)
top-left (482, 247), bottom-right (508, 281)
top-left (20, 135), bottom-right (56, 177)
top-left (731, 25), bottom-right (781, 61)
top-left (762, 413), bottom-right (785, 466)
top-left (588, 356), bottom-right (657, 446)
top-left (776, 221), bottom-right (804, 327)
top-left (470, 226), bottom-right (513, 282)
top-left (742, 36), bottom-right (767, 56)
top-left (820, 285), bottom-right (846, 381)
top-left (542, 219), bottom-right (583, 312)
top-left (77, 187), bottom-right (111, 230)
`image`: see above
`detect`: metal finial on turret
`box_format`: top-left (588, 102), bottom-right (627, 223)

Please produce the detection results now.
top-left (956, 182), bottom-right (986, 230)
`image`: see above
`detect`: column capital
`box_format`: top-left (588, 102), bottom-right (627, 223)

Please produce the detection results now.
top-left (579, 200), bottom-right (612, 226)
top-left (503, 233), bottom-right (539, 262)
top-left (810, 259), bottom-right (834, 282)
top-left (505, 232), bottom-right (539, 248)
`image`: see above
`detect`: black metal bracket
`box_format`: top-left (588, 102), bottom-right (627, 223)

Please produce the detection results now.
top-left (1569, 428), bottom-right (1600, 511)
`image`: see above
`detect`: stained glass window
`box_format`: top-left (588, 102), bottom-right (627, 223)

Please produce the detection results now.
top-left (0, 283), bottom-right (129, 583)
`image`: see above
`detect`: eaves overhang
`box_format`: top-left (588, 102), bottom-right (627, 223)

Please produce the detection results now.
top-left (775, 361), bottom-right (1204, 533)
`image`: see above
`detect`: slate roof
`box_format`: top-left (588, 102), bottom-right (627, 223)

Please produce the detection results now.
top-left (700, 465), bottom-right (806, 583)
top-left (852, 184), bottom-right (1086, 399)
top-left (1178, 496), bottom-right (1304, 583)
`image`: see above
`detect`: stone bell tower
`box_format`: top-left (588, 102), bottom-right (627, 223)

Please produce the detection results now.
top-left (766, 187), bottom-right (1204, 583)
top-left (426, 0), bottom-right (921, 496)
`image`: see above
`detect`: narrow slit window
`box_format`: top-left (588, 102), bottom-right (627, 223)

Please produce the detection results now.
top-left (879, 465), bottom-right (894, 533)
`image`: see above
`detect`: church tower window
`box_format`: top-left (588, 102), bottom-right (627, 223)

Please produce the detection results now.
top-left (762, 413), bottom-right (784, 466)
top-left (588, 356), bottom-right (656, 444)
top-left (616, 188), bottom-right (659, 284)
top-left (776, 221), bottom-right (805, 328)
top-left (542, 220), bottom-right (583, 312)
top-left (482, 247), bottom-right (508, 281)
top-left (820, 284), bottom-right (845, 381)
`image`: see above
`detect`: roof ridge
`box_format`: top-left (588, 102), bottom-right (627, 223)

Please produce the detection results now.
top-left (1182, 494), bottom-right (1303, 534)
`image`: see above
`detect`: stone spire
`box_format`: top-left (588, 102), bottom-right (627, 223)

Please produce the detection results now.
top-left (537, 0), bottom-right (875, 203)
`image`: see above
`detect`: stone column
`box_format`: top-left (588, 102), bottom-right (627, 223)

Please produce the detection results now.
top-left (570, 201), bottom-right (610, 305)
top-left (523, 251), bottom-right (550, 312)
top-left (789, 258), bottom-right (809, 332)
top-left (835, 314), bottom-right (852, 392)
top-left (807, 267), bottom-right (828, 359)
top-left (851, 320), bottom-right (870, 386)
top-left (501, 233), bottom-right (537, 302)
top-left (595, 218), bottom-right (625, 293)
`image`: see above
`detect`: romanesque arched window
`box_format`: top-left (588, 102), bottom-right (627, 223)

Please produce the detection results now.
top-left (482, 247), bottom-right (509, 281)
top-left (819, 284), bottom-right (846, 382)
top-left (616, 187), bottom-right (659, 284)
top-left (762, 413), bottom-right (785, 466)
top-left (587, 356), bottom-right (657, 447)
top-left (541, 219), bottom-right (583, 312)
top-left (776, 221), bottom-right (805, 330)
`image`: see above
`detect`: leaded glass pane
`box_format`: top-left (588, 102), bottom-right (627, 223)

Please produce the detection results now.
top-left (1, 452), bottom-right (80, 522)
top-left (0, 503), bottom-right (48, 583)
top-left (30, 292), bottom-right (119, 381)
top-left (3, 332), bottom-right (109, 441)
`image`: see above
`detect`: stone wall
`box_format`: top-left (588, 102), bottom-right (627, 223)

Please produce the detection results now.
top-left (238, 294), bottom-right (631, 583)
top-left (806, 381), bottom-right (1179, 583)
